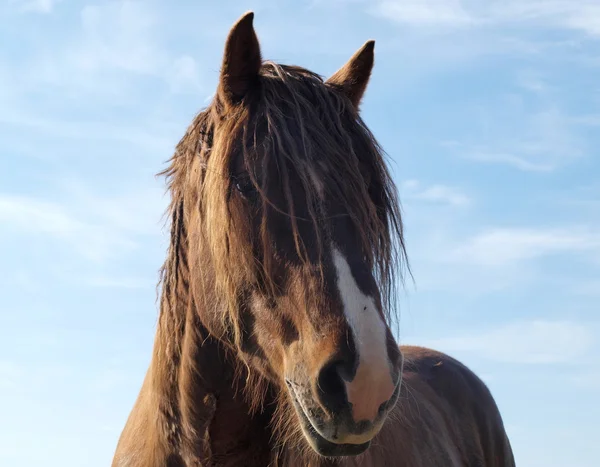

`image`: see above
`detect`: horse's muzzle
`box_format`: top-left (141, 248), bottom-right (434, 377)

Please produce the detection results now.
top-left (285, 377), bottom-right (401, 457)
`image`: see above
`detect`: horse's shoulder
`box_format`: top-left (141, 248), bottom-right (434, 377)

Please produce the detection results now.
top-left (399, 345), bottom-right (515, 467)
top-left (401, 345), bottom-right (490, 397)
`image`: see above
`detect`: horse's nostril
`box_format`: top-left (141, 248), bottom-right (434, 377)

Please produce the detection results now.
top-left (317, 358), bottom-right (353, 414)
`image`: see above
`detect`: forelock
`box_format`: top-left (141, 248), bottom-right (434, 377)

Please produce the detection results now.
top-left (158, 60), bottom-right (409, 346)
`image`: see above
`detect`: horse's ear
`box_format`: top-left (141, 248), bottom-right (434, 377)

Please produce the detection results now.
top-left (217, 11), bottom-right (262, 108)
top-left (326, 40), bottom-right (375, 109)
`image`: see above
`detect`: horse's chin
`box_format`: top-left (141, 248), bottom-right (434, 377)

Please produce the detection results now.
top-left (298, 409), bottom-right (371, 457)
top-left (286, 385), bottom-right (371, 457)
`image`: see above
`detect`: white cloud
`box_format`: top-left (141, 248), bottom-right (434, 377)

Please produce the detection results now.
top-left (0, 195), bottom-right (86, 237)
top-left (422, 320), bottom-right (595, 364)
top-left (370, 1), bottom-right (600, 37)
top-left (74, 1), bottom-right (162, 75)
top-left (488, 1), bottom-right (600, 37)
top-left (570, 114), bottom-right (600, 127)
top-left (566, 5), bottom-right (600, 37)
top-left (0, 195), bottom-right (137, 262)
top-left (400, 208), bottom-right (600, 294)
top-left (83, 276), bottom-right (156, 289)
top-left (0, 111), bottom-right (176, 152)
top-left (0, 179), bottom-right (167, 264)
top-left (515, 69), bottom-right (554, 95)
top-left (570, 369), bottom-right (600, 389)
top-left (451, 98), bottom-right (585, 172)
top-left (0, 361), bottom-right (23, 390)
top-left (401, 180), bottom-right (471, 206)
top-left (12, 0), bottom-right (60, 14)
top-left (57, 178), bottom-right (167, 238)
top-left (465, 150), bottom-right (557, 172)
top-left (571, 280), bottom-right (600, 297)
top-left (69, 1), bottom-right (202, 93)
top-left (6, 1), bottom-right (204, 99)
top-left (447, 227), bottom-right (600, 267)
top-left (166, 55), bottom-right (203, 94)
top-left (372, 0), bottom-right (475, 27)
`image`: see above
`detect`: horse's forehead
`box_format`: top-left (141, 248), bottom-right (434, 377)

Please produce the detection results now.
top-left (234, 137), bottom-right (329, 200)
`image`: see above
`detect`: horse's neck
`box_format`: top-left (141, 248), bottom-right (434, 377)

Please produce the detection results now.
top-left (150, 293), bottom-right (275, 465)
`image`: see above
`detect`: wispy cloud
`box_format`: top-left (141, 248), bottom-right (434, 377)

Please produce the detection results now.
top-left (446, 79), bottom-right (586, 172)
top-left (82, 275), bottom-right (156, 289)
top-left (372, 1), bottom-right (474, 27)
top-left (465, 151), bottom-right (559, 172)
top-left (571, 280), bottom-right (600, 297)
top-left (167, 55), bottom-right (204, 94)
top-left (5, 1), bottom-right (204, 100)
top-left (447, 226), bottom-right (600, 267)
top-left (570, 369), bottom-right (600, 389)
top-left (423, 320), bottom-right (595, 364)
top-left (515, 69), bottom-right (555, 95)
top-left (570, 114), bottom-right (600, 127)
top-left (369, 1), bottom-right (600, 38)
top-left (10, 0), bottom-right (60, 14)
top-left (55, 178), bottom-right (167, 238)
top-left (401, 180), bottom-right (472, 206)
top-left (0, 112), bottom-right (177, 153)
top-left (0, 195), bottom-right (137, 262)
top-left (61, 1), bottom-right (162, 78)
top-left (0, 179), bottom-right (166, 264)
top-left (401, 210), bottom-right (600, 294)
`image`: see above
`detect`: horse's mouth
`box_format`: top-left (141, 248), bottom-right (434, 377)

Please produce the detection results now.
top-left (285, 380), bottom-right (371, 457)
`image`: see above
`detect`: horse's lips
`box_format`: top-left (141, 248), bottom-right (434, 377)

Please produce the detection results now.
top-left (286, 381), bottom-right (371, 457)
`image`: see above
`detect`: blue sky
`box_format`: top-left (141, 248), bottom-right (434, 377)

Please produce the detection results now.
top-left (1, 0), bottom-right (599, 465)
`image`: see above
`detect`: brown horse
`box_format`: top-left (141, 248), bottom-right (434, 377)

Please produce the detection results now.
top-left (112, 12), bottom-right (515, 467)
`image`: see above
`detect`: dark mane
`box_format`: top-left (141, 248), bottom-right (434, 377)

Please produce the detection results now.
top-left (158, 61), bottom-right (409, 346)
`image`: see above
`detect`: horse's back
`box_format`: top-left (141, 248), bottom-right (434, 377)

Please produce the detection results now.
top-left (351, 345), bottom-right (515, 467)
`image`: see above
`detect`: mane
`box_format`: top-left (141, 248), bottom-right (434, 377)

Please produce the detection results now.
top-left (155, 60), bottom-right (410, 460)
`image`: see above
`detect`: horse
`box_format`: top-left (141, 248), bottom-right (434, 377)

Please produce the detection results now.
top-left (112, 12), bottom-right (516, 467)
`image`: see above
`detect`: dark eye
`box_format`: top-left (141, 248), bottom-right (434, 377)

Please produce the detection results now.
top-left (233, 176), bottom-right (258, 201)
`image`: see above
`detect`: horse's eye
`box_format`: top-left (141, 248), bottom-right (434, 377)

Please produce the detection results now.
top-left (234, 176), bottom-right (258, 201)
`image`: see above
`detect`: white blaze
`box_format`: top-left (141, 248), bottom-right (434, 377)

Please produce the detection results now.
top-left (331, 246), bottom-right (393, 422)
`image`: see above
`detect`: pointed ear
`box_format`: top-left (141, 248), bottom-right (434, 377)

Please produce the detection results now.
top-left (218, 11), bottom-right (262, 108)
top-left (326, 40), bottom-right (375, 109)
